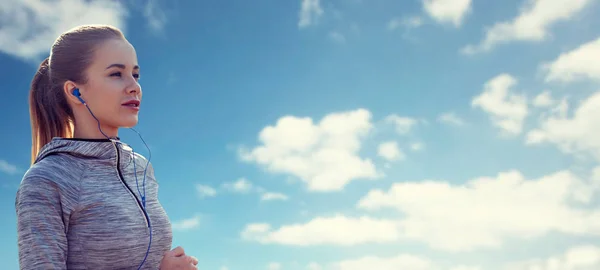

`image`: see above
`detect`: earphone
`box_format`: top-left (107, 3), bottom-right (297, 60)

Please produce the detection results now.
top-left (73, 88), bottom-right (152, 270)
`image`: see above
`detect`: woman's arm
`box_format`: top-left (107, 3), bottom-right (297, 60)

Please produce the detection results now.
top-left (15, 176), bottom-right (70, 270)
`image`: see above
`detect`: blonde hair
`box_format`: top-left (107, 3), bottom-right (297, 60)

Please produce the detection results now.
top-left (29, 25), bottom-right (125, 164)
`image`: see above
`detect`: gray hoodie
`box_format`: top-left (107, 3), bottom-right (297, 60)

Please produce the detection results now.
top-left (15, 137), bottom-right (173, 269)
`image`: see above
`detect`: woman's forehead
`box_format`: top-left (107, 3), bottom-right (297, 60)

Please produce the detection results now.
top-left (92, 39), bottom-right (138, 69)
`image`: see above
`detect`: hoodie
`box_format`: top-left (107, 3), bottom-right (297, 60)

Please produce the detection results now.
top-left (15, 137), bottom-right (173, 269)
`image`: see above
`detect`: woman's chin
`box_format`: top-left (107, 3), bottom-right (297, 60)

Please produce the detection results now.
top-left (119, 118), bottom-right (139, 128)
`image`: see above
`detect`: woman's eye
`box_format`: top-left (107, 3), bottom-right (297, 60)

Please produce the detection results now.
top-left (110, 72), bottom-right (139, 80)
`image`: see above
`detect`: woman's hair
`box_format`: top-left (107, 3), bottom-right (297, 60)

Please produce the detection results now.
top-left (29, 24), bottom-right (125, 164)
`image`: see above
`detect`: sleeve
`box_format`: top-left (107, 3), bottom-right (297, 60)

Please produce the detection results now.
top-left (15, 176), bottom-right (69, 270)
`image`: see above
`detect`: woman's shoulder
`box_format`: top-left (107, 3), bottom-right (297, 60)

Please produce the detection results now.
top-left (20, 154), bottom-right (87, 191)
top-left (16, 155), bottom-right (85, 213)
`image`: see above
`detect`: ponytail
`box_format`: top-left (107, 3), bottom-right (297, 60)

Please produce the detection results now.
top-left (29, 57), bottom-right (74, 164)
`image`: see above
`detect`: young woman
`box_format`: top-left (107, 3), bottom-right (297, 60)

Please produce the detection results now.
top-left (15, 24), bottom-right (198, 270)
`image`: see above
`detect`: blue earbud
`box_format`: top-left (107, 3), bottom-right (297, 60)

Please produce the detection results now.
top-left (72, 88), bottom-right (86, 104)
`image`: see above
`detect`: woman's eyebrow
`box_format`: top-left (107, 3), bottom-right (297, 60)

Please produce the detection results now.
top-left (105, 63), bottom-right (140, 70)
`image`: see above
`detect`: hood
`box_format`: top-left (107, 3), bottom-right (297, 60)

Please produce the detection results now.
top-left (35, 137), bottom-right (134, 165)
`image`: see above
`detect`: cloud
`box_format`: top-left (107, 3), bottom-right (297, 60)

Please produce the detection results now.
top-left (532, 91), bottom-right (555, 108)
top-left (301, 246), bottom-right (600, 270)
top-left (171, 214), bottom-right (201, 231)
top-left (331, 253), bottom-right (434, 270)
top-left (421, 0), bottom-right (472, 27)
top-left (310, 254), bottom-right (480, 270)
top-left (450, 266), bottom-right (481, 270)
top-left (0, 0), bottom-right (127, 61)
top-left (388, 16), bottom-right (423, 31)
top-left (329, 31), bottom-right (346, 43)
top-left (505, 245), bottom-right (600, 270)
top-left (0, 160), bottom-right (18, 175)
top-left (142, 0), bottom-right (168, 33)
top-left (357, 168), bottom-right (600, 252)
top-left (261, 192), bottom-right (289, 201)
top-left (410, 142), bottom-right (425, 151)
top-left (241, 214), bottom-right (400, 246)
top-left (223, 177), bottom-right (254, 193)
top-left (267, 262), bottom-right (282, 270)
top-left (299, 0), bottom-right (323, 28)
top-left (526, 91), bottom-right (600, 161)
top-left (462, 0), bottom-right (593, 54)
top-left (378, 141), bottom-right (405, 162)
top-left (196, 184), bottom-right (217, 198)
top-left (472, 74), bottom-right (528, 136)
top-left (307, 262), bottom-right (323, 270)
top-left (220, 178), bottom-right (289, 202)
top-left (239, 168), bottom-right (600, 256)
top-left (385, 114), bottom-right (419, 135)
top-left (239, 109), bottom-right (380, 192)
top-left (438, 112), bottom-right (466, 126)
top-left (542, 37), bottom-right (600, 83)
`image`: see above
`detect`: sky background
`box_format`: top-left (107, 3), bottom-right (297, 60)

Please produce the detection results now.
top-left (1, 0), bottom-right (600, 269)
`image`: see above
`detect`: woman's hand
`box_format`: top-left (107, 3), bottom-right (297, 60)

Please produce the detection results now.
top-left (159, 246), bottom-right (199, 270)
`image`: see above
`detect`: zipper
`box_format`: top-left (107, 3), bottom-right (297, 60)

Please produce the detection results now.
top-left (113, 141), bottom-right (150, 227)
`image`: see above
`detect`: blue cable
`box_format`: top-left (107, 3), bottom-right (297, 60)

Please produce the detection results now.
top-left (82, 101), bottom-right (112, 140)
top-left (130, 128), bottom-right (153, 270)
top-left (130, 127), bottom-right (151, 208)
top-left (83, 100), bottom-right (153, 269)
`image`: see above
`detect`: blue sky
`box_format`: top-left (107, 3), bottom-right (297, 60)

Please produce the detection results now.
top-left (1, 0), bottom-right (600, 269)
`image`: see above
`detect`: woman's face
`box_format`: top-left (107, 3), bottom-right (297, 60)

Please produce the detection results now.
top-left (78, 38), bottom-right (142, 130)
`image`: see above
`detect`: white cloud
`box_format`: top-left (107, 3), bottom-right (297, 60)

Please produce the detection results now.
top-left (422, 0), bottom-right (472, 27)
top-left (329, 31), bottom-right (346, 43)
top-left (438, 112), bottom-right (466, 126)
top-left (505, 245), bottom-right (600, 270)
top-left (450, 266), bottom-right (482, 270)
top-left (526, 91), bottom-right (600, 161)
top-left (462, 0), bottom-right (593, 54)
top-left (542, 37), bottom-right (600, 83)
top-left (261, 192), bottom-right (289, 201)
top-left (410, 142), bottom-right (425, 151)
top-left (331, 253), bottom-right (434, 270)
top-left (385, 114), bottom-right (419, 135)
top-left (472, 74), bottom-right (528, 136)
top-left (220, 267), bottom-right (229, 270)
top-left (0, 0), bottom-right (127, 61)
top-left (312, 255), bottom-right (480, 270)
top-left (239, 109), bottom-right (380, 192)
top-left (532, 91), bottom-right (555, 108)
top-left (239, 167), bottom-right (600, 256)
top-left (0, 160), bottom-right (18, 175)
top-left (142, 0), bottom-right (167, 33)
top-left (307, 262), bottom-right (323, 270)
top-left (388, 16), bottom-right (423, 31)
top-left (378, 141), bottom-right (405, 161)
top-left (196, 184), bottom-right (217, 198)
top-left (223, 177), bottom-right (254, 193)
top-left (299, 0), bottom-right (323, 28)
top-left (220, 178), bottom-right (288, 202)
top-left (357, 168), bottom-right (600, 252)
top-left (171, 214), bottom-right (201, 231)
top-left (241, 214), bottom-right (400, 246)
top-left (268, 262), bottom-right (282, 270)
top-left (242, 223), bottom-right (271, 236)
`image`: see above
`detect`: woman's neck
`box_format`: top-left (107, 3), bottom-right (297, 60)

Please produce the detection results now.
top-left (73, 122), bottom-right (118, 140)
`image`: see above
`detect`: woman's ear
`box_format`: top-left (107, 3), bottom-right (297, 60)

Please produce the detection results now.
top-left (63, 80), bottom-right (83, 105)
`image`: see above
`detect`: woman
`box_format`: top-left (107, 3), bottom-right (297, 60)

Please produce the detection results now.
top-left (15, 24), bottom-right (198, 270)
